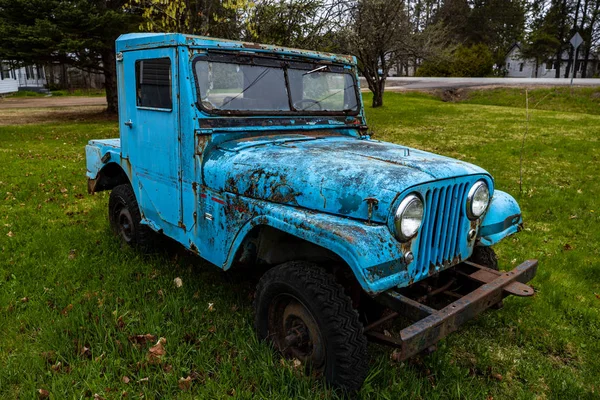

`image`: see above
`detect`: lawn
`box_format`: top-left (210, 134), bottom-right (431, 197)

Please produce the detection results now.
top-left (1, 90), bottom-right (599, 399)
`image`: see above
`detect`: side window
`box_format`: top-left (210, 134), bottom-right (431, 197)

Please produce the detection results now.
top-left (135, 58), bottom-right (172, 109)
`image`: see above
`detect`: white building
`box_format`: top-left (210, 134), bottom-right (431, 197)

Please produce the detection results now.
top-left (0, 62), bottom-right (47, 95)
top-left (504, 43), bottom-right (600, 78)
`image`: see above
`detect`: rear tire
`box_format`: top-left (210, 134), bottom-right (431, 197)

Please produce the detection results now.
top-left (254, 261), bottom-right (369, 391)
top-left (108, 184), bottom-right (154, 250)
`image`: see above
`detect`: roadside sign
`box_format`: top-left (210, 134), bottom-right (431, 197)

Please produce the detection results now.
top-left (570, 33), bottom-right (584, 86)
top-left (570, 32), bottom-right (583, 49)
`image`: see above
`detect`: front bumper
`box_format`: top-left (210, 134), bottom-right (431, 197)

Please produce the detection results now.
top-left (365, 259), bottom-right (538, 360)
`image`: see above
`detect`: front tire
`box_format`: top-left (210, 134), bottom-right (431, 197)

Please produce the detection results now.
top-left (470, 246), bottom-right (499, 270)
top-left (108, 184), bottom-right (154, 250)
top-left (254, 261), bottom-right (369, 391)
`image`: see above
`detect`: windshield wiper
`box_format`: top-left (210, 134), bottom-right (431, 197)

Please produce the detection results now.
top-left (303, 65), bottom-right (328, 76)
top-left (220, 68), bottom-right (271, 109)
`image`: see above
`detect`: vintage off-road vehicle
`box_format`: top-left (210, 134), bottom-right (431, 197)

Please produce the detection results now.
top-left (86, 33), bottom-right (537, 390)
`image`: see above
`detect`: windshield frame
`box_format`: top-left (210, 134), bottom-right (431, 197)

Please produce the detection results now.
top-left (191, 52), bottom-right (361, 117)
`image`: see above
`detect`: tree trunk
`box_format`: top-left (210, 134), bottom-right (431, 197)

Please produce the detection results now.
top-left (372, 78), bottom-right (385, 108)
top-left (102, 49), bottom-right (118, 115)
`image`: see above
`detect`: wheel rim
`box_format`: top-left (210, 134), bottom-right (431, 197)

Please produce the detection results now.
top-left (268, 295), bottom-right (325, 370)
top-left (117, 207), bottom-right (134, 243)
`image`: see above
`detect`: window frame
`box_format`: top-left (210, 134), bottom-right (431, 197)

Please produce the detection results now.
top-left (135, 57), bottom-right (173, 112)
top-left (191, 52), bottom-right (361, 117)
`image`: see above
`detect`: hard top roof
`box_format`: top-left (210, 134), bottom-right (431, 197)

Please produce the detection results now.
top-left (116, 33), bottom-right (355, 65)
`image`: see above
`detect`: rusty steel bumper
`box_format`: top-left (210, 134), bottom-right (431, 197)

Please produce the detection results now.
top-left (365, 259), bottom-right (538, 360)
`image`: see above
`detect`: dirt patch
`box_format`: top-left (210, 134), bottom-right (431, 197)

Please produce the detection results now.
top-left (0, 96), bottom-right (107, 109)
top-left (0, 106), bottom-right (116, 126)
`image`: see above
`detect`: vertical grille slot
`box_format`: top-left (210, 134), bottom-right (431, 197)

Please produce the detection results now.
top-left (416, 181), bottom-right (468, 277)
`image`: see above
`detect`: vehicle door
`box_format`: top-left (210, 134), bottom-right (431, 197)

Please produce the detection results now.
top-left (119, 48), bottom-right (182, 228)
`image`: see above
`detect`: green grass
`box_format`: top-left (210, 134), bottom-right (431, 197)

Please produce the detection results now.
top-left (4, 90), bottom-right (47, 98)
top-left (1, 91), bottom-right (599, 399)
top-left (4, 89), bottom-right (106, 98)
top-left (49, 89), bottom-right (106, 97)
top-left (459, 86), bottom-right (600, 116)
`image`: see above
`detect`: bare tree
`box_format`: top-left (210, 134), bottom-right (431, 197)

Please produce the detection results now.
top-left (340, 0), bottom-right (410, 107)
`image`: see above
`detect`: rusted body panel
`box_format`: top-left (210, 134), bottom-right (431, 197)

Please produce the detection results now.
top-left (85, 32), bottom-right (531, 296)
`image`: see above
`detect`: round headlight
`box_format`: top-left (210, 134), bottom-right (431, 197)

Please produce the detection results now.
top-left (394, 194), bottom-right (424, 241)
top-left (467, 181), bottom-right (490, 220)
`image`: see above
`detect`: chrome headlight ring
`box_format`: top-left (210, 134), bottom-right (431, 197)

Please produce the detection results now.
top-left (394, 193), bottom-right (424, 242)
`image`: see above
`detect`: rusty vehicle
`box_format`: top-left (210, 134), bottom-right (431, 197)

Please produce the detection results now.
top-left (85, 33), bottom-right (537, 391)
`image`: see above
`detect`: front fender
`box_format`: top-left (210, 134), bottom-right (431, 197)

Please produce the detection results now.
top-left (478, 190), bottom-right (522, 246)
top-left (223, 197), bottom-right (409, 295)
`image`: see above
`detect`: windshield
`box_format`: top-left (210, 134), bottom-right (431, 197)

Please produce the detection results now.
top-left (194, 56), bottom-right (359, 114)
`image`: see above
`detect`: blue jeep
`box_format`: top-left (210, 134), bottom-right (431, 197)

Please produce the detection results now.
top-left (86, 33), bottom-right (537, 390)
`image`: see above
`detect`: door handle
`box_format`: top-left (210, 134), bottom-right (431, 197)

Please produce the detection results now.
top-left (124, 119), bottom-right (133, 128)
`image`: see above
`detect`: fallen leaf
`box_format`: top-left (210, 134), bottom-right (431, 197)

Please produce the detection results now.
top-left (20, 297), bottom-right (29, 303)
top-left (68, 249), bottom-right (76, 260)
top-left (292, 358), bottom-right (302, 369)
top-left (178, 376), bottom-right (192, 391)
top-left (128, 334), bottom-right (156, 346)
top-left (390, 349), bottom-right (403, 362)
top-left (569, 215), bottom-right (577, 219)
top-left (93, 394), bottom-right (105, 400)
top-left (80, 346), bottom-right (91, 359)
top-left (594, 293), bottom-right (600, 300)
top-left (137, 377), bottom-right (149, 383)
top-left (51, 362), bottom-right (62, 372)
top-left (383, 330), bottom-right (392, 337)
top-left (38, 389), bottom-right (49, 399)
top-left (491, 372), bottom-right (503, 381)
top-left (174, 277), bottom-right (183, 288)
top-left (208, 326), bottom-right (216, 334)
top-left (122, 376), bottom-right (130, 384)
top-left (207, 303), bottom-right (215, 312)
top-left (148, 337), bottom-right (166, 364)
top-left (61, 304), bottom-right (73, 316)
top-left (7, 231), bottom-right (14, 237)
top-left (563, 243), bottom-right (573, 251)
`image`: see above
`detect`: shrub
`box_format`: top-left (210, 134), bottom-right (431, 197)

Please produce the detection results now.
top-left (416, 44), bottom-right (494, 77)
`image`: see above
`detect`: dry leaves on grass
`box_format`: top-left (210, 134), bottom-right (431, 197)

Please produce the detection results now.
top-left (128, 334), bottom-right (157, 347)
top-left (38, 389), bottom-right (49, 399)
top-left (174, 277), bottom-right (183, 288)
top-left (178, 376), bottom-right (192, 391)
top-left (148, 337), bottom-right (167, 364)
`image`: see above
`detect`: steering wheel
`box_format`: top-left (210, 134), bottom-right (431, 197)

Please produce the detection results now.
top-left (293, 99), bottom-right (323, 111)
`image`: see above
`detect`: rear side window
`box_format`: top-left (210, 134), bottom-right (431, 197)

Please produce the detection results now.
top-left (135, 58), bottom-right (172, 109)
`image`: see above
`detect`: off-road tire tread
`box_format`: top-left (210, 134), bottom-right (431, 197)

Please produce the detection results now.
top-left (108, 184), bottom-right (154, 251)
top-left (254, 261), bottom-right (369, 392)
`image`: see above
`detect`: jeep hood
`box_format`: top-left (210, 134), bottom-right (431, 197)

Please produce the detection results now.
top-left (203, 134), bottom-right (489, 223)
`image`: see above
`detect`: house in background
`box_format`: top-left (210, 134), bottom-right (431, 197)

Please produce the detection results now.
top-left (505, 43), bottom-right (600, 78)
top-left (0, 61), bottom-right (47, 94)
top-left (1, 60), bottom-right (104, 95)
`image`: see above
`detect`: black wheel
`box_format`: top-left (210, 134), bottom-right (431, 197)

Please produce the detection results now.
top-left (254, 261), bottom-right (369, 391)
top-left (470, 246), bottom-right (499, 270)
top-left (108, 184), bottom-right (154, 250)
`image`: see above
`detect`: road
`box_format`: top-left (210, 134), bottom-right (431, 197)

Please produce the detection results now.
top-left (361, 76), bottom-right (600, 91)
